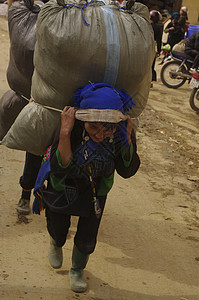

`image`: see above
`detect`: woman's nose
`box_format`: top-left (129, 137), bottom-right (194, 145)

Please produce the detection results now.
top-left (95, 129), bottom-right (104, 139)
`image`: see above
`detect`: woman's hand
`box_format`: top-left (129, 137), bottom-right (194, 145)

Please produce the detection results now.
top-left (60, 106), bottom-right (76, 137)
top-left (124, 116), bottom-right (134, 161)
top-left (126, 116), bottom-right (134, 146)
top-left (58, 106), bottom-right (76, 167)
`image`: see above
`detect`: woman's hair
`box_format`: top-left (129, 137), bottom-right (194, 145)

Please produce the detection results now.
top-left (150, 10), bottom-right (161, 23)
top-left (102, 122), bottom-right (118, 131)
top-left (171, 12), bottom-right (180, 20)
top-left (89, 122), bottom-right (118, 131)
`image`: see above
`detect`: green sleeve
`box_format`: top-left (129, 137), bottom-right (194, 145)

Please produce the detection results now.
top-left (97, 173), bottom-right (115, 197)
top-left (56, 148), bottom-right (73, 169)
top-left (121, 143), bottom-right (134, 168)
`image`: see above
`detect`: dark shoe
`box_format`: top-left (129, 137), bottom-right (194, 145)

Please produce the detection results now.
top-left (48, 237), bottom-right (63, 269)
top-left (16, 198), bottom-right (31, 215)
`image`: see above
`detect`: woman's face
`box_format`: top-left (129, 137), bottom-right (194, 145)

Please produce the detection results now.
top-left (84, 122), bottom-right (117, 143)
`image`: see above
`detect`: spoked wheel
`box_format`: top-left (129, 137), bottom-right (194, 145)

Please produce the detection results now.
top-left (189, 88), bottom-right (199, 112)
top-left (160, 61), bottom-right (187, 88)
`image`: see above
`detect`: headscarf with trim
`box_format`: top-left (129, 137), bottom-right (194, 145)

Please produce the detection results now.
top-left (72, 82), bottom-right (135, 146)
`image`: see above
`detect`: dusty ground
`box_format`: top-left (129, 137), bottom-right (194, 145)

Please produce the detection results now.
top-left (0, 15), bottom-right (199, 300)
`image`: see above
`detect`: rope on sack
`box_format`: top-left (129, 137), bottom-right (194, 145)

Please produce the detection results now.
top-left (20, 95), bottom-right (138, 123)
top-left (21, 95), bottom-right (63, 113)
top-left (120, 0), bottom-right (135, 11)
top-left (24, 0), bottom-right (41, 13)
top-left (64, 0), bottom-right (94, 26)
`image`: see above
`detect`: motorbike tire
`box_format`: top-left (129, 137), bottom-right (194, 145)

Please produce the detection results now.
top-left (160, 61), bottom-right (187, 89)
top-left (189, 87), bottom-right (199, 112)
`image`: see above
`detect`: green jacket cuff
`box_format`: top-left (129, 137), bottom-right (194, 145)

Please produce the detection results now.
top-left (56, 148), bottom-right (73, 169)
top-left (121, 143), bottom-right (133, 168)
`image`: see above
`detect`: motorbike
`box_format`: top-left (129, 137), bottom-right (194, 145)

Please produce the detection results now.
top-left (189, 70), bottom-right (199, 112)
top-left (160, 49), bottom-right (193, 89)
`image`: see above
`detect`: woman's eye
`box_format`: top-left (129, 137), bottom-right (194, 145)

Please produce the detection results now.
top-left (90, 125), bottom-right (98, 130)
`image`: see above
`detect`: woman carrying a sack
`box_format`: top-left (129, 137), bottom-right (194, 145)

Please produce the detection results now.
top-left (33, 82), bottom-right (140, 293)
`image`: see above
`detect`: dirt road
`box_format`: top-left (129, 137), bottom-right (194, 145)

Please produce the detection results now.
top-left (0, 16), bottom-right (199, 300)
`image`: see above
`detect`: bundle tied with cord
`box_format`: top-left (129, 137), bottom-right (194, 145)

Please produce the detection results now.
top-left (1, 0), bottom-right (155, 155)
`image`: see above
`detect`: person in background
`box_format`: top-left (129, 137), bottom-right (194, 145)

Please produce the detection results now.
top-left (16, 153), bottom-right (43, 214)
top-left (185, 29), bottom-right (199, 72)
top-left (33, 82), bottom-right (140, 293)
top-left (150, 10), bottom-right (163, 86)
top-left (161, 9), bottom-right (171, 45)
top-left (164, 12), bottom-right (184, 49)
top-left (178, 6), bottom-right (189, 40)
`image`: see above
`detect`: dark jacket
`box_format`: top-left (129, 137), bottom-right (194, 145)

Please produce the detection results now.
top-left (44, 120), bottom-right (140, 216)
top-left (165, 21), bottom-right (184, 48)
top-left (151, 22), bottom-right (163, 54)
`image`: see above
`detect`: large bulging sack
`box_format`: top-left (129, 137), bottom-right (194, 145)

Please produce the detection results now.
top-left (1, 102), bottom-right (60, 154)
top-left (0, 90), bottom-right (27, 140)
top-left (1, 0), bottom-right (155, 155)
top-left (172, 38), bottom-right (188, 52)
top-left (31, 0), bottom-right (154, 113)
top-left (6, 0), bottom-right (44, 98)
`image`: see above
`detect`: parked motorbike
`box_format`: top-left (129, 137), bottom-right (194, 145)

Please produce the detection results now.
top-left (189, 71), bottom-right (199, 112)
top-left (160, 50), bottom-right (193, 88)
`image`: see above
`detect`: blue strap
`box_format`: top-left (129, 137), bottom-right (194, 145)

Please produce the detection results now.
top-left (101, 6), bottom-right (120, 86)
top-left (64, 0), bottom-right (94, 26)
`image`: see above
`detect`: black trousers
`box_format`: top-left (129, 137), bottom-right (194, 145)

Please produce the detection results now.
top-left (19, 152), bottom-right (43, 190)
top-left (152, 57), bottom-right (157, 82)
top-left (45, 195), bottom-right (107, 254)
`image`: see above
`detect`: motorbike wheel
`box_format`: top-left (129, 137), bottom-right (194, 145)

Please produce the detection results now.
top-left (160, 61), bottom-right (187, 88)
top-left (189, 87), bottom-right (199, 112)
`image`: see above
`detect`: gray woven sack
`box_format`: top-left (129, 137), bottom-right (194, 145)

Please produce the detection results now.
top-left (0, 90), bottom-right (27, 140)
top-left (6, 0), bottom-right (43, 98)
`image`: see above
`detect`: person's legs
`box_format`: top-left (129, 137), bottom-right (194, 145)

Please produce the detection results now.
top-left (46, 206), bottom-right (71, 247)
top-left (74, 196), bottom-right (107, 254)
top-left (17, 152), bottom-right (42, 214)
top-left (69, 196), bottom-right (107, 292)
top-left (45, 196), bottom-right (107, 292)
top-left (19, 152), bottom-right (43, 190)
top-left (45, 206), bottom-right (71, 268)
top-left (152, 57), bottom-right (157, 83)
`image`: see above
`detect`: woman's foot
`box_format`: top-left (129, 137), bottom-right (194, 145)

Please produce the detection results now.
top-left (69, 268), bottom-right (87, 293)
top-left (69, 244), bottom-right (89, 292)
top-left (48, 237), bottom-right (63, 269)
top-left (16, 198), bottom-right (31, 215)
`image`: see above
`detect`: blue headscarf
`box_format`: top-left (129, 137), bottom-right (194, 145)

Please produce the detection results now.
top-left (71, 82), bottom-right (135, 146)
top-left (171, 12), bottom-right (180, 20)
